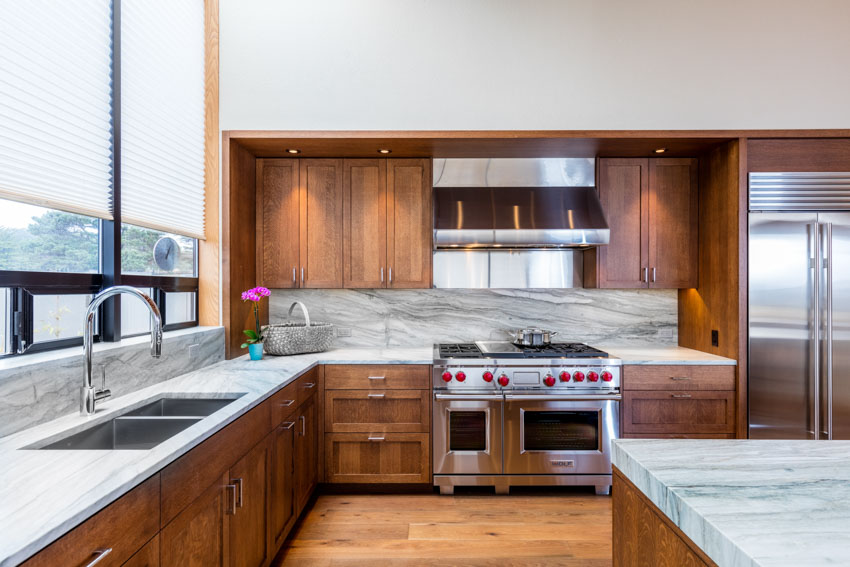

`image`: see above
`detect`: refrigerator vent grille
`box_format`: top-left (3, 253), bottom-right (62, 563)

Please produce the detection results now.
top-left (749, 172), bottom-right (850, 211)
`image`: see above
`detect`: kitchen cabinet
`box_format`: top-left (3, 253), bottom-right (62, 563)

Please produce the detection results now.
top-left (256, 158), bottom-right (344, 288)
top-left (123, 535), bottom-right (159, 567)
top-left (325, 389), bottom-right (430, 433)
top-left (228, 437), bottom-right (272, 567)
top-left (160, 473), bottom-right (230, 567)
top-left (294, 394), bottom-right (318, 514)
top-left (269, 419), bottom-right (296, 552)
top-left (585, 158), bottom-right (698, 289)
top-left (326, 432), bottom-right (431, 484)
top-left (343, 158), bottom-right (432, 289)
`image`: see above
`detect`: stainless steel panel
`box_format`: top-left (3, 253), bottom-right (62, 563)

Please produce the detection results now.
top-left (749, 213), bottom-right (818, 439)
top-left (749, 172), bottom-right (850, 211)
top-left (37, 416), bottom-right (202, 450)
top-left (432, 250), bottom-right (582, 289)
top-left (818, 213), bottom-right (850, 439)
top-left (433, 395), bottom-right (503, 475)
top-left (433, 158), bottom-right (595, 188)
top-left (503, 397), bottom-right (617, 475)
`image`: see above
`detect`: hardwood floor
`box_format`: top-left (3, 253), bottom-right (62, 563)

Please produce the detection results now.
top-left (273, 490), bottom-right (612, 566)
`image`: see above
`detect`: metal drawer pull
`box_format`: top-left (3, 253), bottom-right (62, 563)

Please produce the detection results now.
top-left (84, 548), bottom-right (113, 567)
top-left (226, 483), bottom-right (238, 515)
top-left (381, 267), bottom-right (384, 283)
top-left (232, 477), bottom-right (244, 508)
top-left (368, 393), bottom-right (386, 398)
top-left (652, 267), bottom-right (656, 282)
top-left (303, 382), bottom-right (316, 389)
top-left (368, 436), bottom-right (385, 442)
top-left (301, 267), bottom-right (304, 284)
top-left (671, 393), bottom-right (692, 398)
top-left (669, 376), bottom-right (691, 381)
top-left (642, 267), bottom-right (648, 282)
top-left (368, 375), bottom-right (386, 380)
top-left (279, 399), bottom-right (296, 407)
top-left (292, 267), bottom-right (296, 283)
top-left (300, 415), bottom-right (306, 436)
top-left (389, 267), bottom-right (393, 283)
top-left (281, 421), bottom-right (296, 430)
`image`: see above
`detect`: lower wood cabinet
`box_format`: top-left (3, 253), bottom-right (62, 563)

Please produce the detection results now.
top-left (123, 535), bottom-right (159, 567)
top-left (229, 437), bottom-right (272, 567)
top-left (294, 394), bottom-right (318, 514)
top-left (269, 419), bottom-right (296, 552)
top-left (623, 390), bottom-right (735, 436)
top-left (325, 389), bottom-right (430, 433)
top-left (160, 473), bottom-right (230, 567)
top-left (325, 432), bottom-right (431, 484)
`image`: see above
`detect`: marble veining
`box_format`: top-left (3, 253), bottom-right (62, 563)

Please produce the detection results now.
top-left (613, 439), bottom-right (850, 566)
top-left (0, 327), bottom-right (224, 438)
top-left (269, 288), bottom-right (678, 347)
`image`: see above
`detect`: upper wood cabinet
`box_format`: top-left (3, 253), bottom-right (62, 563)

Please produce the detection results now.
top-left (343, 158), bottom-right (432, 289)
top-left (585, 157), bottom-right (698, 289)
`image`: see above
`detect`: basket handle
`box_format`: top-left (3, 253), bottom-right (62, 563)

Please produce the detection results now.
top-left (287, 301), bottom-right (311, 327)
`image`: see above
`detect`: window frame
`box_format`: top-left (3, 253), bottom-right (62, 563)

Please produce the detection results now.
top-left (0, 0), bottom-right (200, 358)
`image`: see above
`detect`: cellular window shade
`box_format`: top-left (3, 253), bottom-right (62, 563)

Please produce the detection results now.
top-left (0, 0), bottom-right (114, 220)
top-left (121, 0), bottom-right (206, 240)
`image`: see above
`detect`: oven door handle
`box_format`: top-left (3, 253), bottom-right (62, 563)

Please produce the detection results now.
top-left (504, 394), bottom-right (622, 402)
top-left (434, 393), bottom-right (504, 401)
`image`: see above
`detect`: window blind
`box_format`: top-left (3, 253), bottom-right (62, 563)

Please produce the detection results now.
top-left (120, 0), bottom-right (206, 240)
top-left (0, 0), bottom-right (114, 219)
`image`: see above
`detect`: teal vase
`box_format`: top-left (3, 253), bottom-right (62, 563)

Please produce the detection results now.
top-left (249, 343), bottom-right (264, 361)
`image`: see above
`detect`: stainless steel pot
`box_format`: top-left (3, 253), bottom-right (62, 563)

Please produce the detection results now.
top-left (508, 328), bottom-right (558, 346)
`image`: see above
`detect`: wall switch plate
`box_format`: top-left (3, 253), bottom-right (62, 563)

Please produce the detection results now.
top-left (336, 327), bottom-right (352, 337)
top-left (711, 330), bottom-right (719, 347)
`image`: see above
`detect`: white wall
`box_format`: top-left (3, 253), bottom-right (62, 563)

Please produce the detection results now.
top-left (221, 0), bottom-right (850, 131)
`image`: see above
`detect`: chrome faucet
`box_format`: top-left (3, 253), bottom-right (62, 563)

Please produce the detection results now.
top-left (82, 286), bottom-right (163, 415)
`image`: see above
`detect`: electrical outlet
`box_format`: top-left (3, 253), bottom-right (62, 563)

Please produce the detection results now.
top-left (711, 330), bottom-right (719, 347)
top-left (336, 327), bottom-right (352, 337)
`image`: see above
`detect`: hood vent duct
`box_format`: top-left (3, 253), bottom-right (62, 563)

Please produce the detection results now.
top-left (433, 158), bottom-right (609, 249)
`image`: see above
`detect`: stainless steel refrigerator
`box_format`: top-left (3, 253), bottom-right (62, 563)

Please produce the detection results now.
top-left (749, 172), bottom-right (850, 440)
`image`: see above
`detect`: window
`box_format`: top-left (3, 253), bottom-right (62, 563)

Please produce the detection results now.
top-left (0, 0), bottom-right (205, 357)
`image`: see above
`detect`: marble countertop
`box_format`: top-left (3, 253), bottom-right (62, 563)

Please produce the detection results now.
top-left (603, 345), bottom-right (736, 365)
top-left (612, 439), bottom-right (850, 567)
top-left (0, 346), bottom-right (430, 567)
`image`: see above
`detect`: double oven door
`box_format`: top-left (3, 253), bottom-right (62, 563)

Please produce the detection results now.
top-left (504, 394), bottom-right (619, 476)
top-left (433, 392), bottom-right (502, 475)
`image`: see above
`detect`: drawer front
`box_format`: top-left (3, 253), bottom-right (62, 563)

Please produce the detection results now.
top-left (325, 390), bottom-right (430, 433)
top-left (325, 432), bottom-right (431, 484)
top-left (324, 364), bottom-right (430, 390)
top-left (22, 475), bottom-right (160, 567)
top-left (623, 391), bottom-right (735, 434)
top-left (621, 433), bottom-right (735, 439)
top-left (624, 365), bottom-right (735, 391)
top-left (271, 380), bottom-right (299, 425)
top-left (296, 367), bottom-right (320, 406)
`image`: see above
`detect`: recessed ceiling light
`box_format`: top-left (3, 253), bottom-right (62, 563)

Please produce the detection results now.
top-left (654, 147), bottom-right (667, 154)
top-left (286, 149), bottom-right (300, 154)
top-left (378, 149), bottom-right (391, 154)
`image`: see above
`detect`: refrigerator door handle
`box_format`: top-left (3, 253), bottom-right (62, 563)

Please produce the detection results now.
top-left (811, 222), bottom-right (821, 440)
top-left (824, 222), bottom-right (834, 440)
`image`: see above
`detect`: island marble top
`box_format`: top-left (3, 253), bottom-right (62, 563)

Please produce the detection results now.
top-left (612, 439), bottom-right (850, 567)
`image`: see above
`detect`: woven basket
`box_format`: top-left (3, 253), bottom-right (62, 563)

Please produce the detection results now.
top-left (263, 301), bottom-right (335, 356)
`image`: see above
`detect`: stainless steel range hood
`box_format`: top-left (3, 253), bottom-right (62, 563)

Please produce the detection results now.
top-left (433, 158), bottom-right (609, 249)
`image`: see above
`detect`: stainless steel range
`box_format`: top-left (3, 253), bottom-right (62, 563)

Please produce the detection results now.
top-left (433, 341), bottom-right (621, 495)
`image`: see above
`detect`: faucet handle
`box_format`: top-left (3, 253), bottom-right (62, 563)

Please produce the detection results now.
top-left (100, 366), bottom-right (107, 391)
top-left (96, 367), bottom-right (111, 401)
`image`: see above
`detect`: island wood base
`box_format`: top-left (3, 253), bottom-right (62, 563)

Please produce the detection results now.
top-left (613, 467), bottom-right (717, 567)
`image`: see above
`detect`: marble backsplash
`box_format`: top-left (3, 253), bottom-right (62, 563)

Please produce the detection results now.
top-left (269, 289), bottom-right (677, 347)
top-left (0, 327), bottom-right (224, 438)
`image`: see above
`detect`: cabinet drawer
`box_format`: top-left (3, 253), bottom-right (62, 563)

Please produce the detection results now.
top-left (621, 433), bottom-right (735, 439)
top-left (325, 390), bottom-right (430, 433)
top-left (324, 364), bottom-right (430, 390)
top-left (296, 367), bottom-right (320, 406)
top-left (22, 475), bottom-right (160, 567)
top-left (270, 380), bottom-right (299, 425)
top-left (623, 391), bottom-right (735, 435)
top-left (325, 433), bottom-right (430, 484)
top-left (624, 365), bottom-right (735, 391)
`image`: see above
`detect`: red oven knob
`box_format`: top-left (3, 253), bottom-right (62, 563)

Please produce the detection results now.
top-left (587, 371), bottom-right (599, 382)
top-left (455, 371), bottom-right (467, 382)
top-left (601, 371), bottom-right (613, 382)
top-left (559, 370), bottom-right (571, 382)
top-left (543, 374), bottom-right (556, 387)
top-left (482, 371), bottom-right (494, 382)
top-left (441, 371), bottom-right (453, 382)
top-left (497, 374), bottom-right (510, 387)
top-left (573, 371), bottom-right (585, 382)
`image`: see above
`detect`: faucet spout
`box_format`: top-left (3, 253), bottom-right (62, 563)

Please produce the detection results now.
top-left (82, 286), bottom-right (163, 415)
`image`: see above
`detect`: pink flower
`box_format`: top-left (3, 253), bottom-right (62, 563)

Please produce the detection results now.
top-left (241, 287), bottom-right (268, 302)
top-left (255, 286), bottom-right (271, 297)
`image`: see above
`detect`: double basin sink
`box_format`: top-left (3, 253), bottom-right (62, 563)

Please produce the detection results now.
top-left (32, 395), bottom-right (245, 451)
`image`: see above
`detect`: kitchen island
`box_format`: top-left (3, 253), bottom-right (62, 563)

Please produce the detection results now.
top-left (612, 439), bottom-right (850, 567)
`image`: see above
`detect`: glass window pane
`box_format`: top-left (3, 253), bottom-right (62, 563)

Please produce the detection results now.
top-left (121, 288), bottom-right (154, 337)
top-left (33, 293), bottom-right (94, 343)
top-left (165, 291), bottom-right (196, 326)
top-left (0, 199), bottom-right (99, 273)
top-left (121, 224), bottom-right (196, 276)
top-left (1, 288), bottom-right (9, 355)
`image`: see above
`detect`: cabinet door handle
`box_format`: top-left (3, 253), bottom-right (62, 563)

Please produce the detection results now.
top-left (381, 267), bottom-right (384, 283)
top-left (84, 548), bottom-right (113, 567)
top-left (669, 376), bottom-right (691, 381)
top-left (303, 382), bottom-right (316, 389)
top-left (301, 267), bottom-right (304, 285)
top-left (642, 267), bottom-right (648, 282)
top-left (368, 436), bottom-right (385, 442)
top-left (389, 267), bottom-right (393, 284)
top-left (671, 393), bottom-right (692, 398)
top-left (368, 393), bottom-right (386, 398)
top-left (300, 415), bottom-right (306, 436)
top-left (281, 421), bottom-right (296, 430)
top-left (652, 267), bottom-right (656, 283)
top-left (280, 399), bottom-right (296, 407)
top-left (226, 483), bottom-right (238, 515)
top-left (368, 375), bottom-right (386, 381)
top-left (292, 267), bottom-right (296, 284)
top-left (231, 477), bottom-right (244, 508)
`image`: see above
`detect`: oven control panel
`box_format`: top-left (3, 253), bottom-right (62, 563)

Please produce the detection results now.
top-left (434, 365), bottom-right (621, 391)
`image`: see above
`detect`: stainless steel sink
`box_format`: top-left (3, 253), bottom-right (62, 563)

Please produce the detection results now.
top-left (38, 416), bottom-right (202, 450)
top-left (124, 397), bottom-right (236, 417)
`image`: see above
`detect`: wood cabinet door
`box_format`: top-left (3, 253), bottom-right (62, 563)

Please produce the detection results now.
top-left (325, 433), bottom-right (431, 484)
top-left (622, 390), bottom-right (735, 435)
top-left (300, 159), bottom-right (344, 288)
top-left (344, 159), bottom-right (387, 288)
top-left (387, 159), bottom-right (431, 288)
top-left (228, 437), bottom-right (271, 567)
top-left (294, 396), bottom-right (318, 514)
top-left (648, 158), bottom-right (698, 288)
top-left (256, 159), bottom-right (300, 288)
top-left (122, 534), bottom-right (159, 567)
top-left (588, 158), bottom-right (648, 288)
top-left (325, 389), bottom-right (430, 433)
top-left (161, 473), bottom-right (230, 567)
top-left (269, 420), bottom-right (296, 552)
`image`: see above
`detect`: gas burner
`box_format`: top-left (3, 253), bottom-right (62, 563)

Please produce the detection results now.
top-left (437, 343), bottom-right (482, 358)
top-left (517, 343), bottom-right (610, 358)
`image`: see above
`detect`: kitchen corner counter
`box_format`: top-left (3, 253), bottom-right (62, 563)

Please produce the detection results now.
top-left (612, 439), bottom-right (850, 567)
top-left (0, 347), bottom-right (431, 567)
top-left (603, 345), bottom-right (737, 365)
